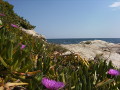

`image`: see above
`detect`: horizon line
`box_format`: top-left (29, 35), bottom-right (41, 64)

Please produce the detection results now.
top-left (47, 37), bottom-right (120, 39)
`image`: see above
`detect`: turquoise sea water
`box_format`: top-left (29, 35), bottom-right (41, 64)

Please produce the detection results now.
top-left (47, 38), bottom-right (120, 44)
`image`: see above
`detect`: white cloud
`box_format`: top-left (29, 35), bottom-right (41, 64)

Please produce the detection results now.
top-left (109, 2), bottom-right (120, 7)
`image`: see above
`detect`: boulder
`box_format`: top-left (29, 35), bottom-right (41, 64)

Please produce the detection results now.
top-left (61, 40), bottom-right (120, 68)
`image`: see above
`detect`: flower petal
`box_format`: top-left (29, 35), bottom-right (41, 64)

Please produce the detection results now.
top-left (42, 77), bottom-right (65, 90)
top-left (108, 69), bottom-right (120, 76)
top-left (0, 13), bottom-right (5, 16)
top-left (20, 44), bottom-right (26, 49)
top-left (11, 24), bottom-right (18, 28)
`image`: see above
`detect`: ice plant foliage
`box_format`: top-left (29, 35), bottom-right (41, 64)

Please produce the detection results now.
top-left (20, 44), bottom-right (26, 49)
top-left (42, 77), bottom-right (65, 90)
top-left (11, 24), bottom-right (18, 28)
top-left (0, 13), bottom-right (5, 16)
top-left (108, 69), bottom-right (120, 76)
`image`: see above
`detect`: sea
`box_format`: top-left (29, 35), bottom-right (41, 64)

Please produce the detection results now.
top-left (47, 38), bottom-right (120, 44)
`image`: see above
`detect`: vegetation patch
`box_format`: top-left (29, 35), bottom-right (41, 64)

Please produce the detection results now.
top-left (0, 0), bottom-right (120, 90)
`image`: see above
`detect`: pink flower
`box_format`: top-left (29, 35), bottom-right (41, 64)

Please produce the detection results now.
top-left (42, 77), bottom-right (65, 90)
top-left (11, 24), bottom-right (19, 28)
top-left (20, 44), bottom-right (26, 49)
top-left (108, 69), bottom-right (120, 76)
top-left (0, 13), bottom-right (5, 16)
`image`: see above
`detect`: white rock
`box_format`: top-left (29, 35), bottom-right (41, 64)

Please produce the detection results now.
top-left (62, 51), bottom-right (72, 55)
top-left (61, 40), bottom-right (120, 68)
top-left (20, 27), bottom-right (45, 39)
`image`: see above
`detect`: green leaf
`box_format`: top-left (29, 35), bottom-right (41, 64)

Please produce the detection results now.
top-left (0, 56), bottom-right (9, 68)
top-left (96, 78), bottom-right (114, 88)
top-left (18, 64), bottom-right (33, 72)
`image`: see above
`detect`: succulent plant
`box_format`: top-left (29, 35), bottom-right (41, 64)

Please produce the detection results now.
top-left (0, 0), bottom-right (120, 90)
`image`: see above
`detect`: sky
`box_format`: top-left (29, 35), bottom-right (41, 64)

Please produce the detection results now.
top-left (3, 0), bottom-right (120, 38)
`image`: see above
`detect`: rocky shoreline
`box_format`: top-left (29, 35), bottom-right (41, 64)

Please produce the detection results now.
top-left (61, 40), bottom-right (120, 68)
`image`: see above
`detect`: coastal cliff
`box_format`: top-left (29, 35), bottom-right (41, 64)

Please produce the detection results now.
top-left (0, 0), bottom-right (45, 40)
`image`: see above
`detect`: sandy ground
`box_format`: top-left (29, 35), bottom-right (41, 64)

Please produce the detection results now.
top-left (61, 40), bottom-right (120, 68)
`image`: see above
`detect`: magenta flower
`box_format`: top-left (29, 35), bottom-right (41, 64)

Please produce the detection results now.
top-left (11, 24), bottom-right (19, 28)
top-left (108, 69), bottom-right (120, 76)
top-left (20, 44), bottom-right (26, 49)
top-left (0, 13), bottom-right (5, 16)
top-left (42, 77), bottom-right (65, 90)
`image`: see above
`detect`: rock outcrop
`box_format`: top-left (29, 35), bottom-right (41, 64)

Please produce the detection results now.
top-left (61, 40), bottom-right (120, 68)
top-left (21, 27), bottom-right (45, 39)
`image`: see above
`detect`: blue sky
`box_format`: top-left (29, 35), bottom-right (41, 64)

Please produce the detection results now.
top-left (4, 0), bottom-right (120, 38)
